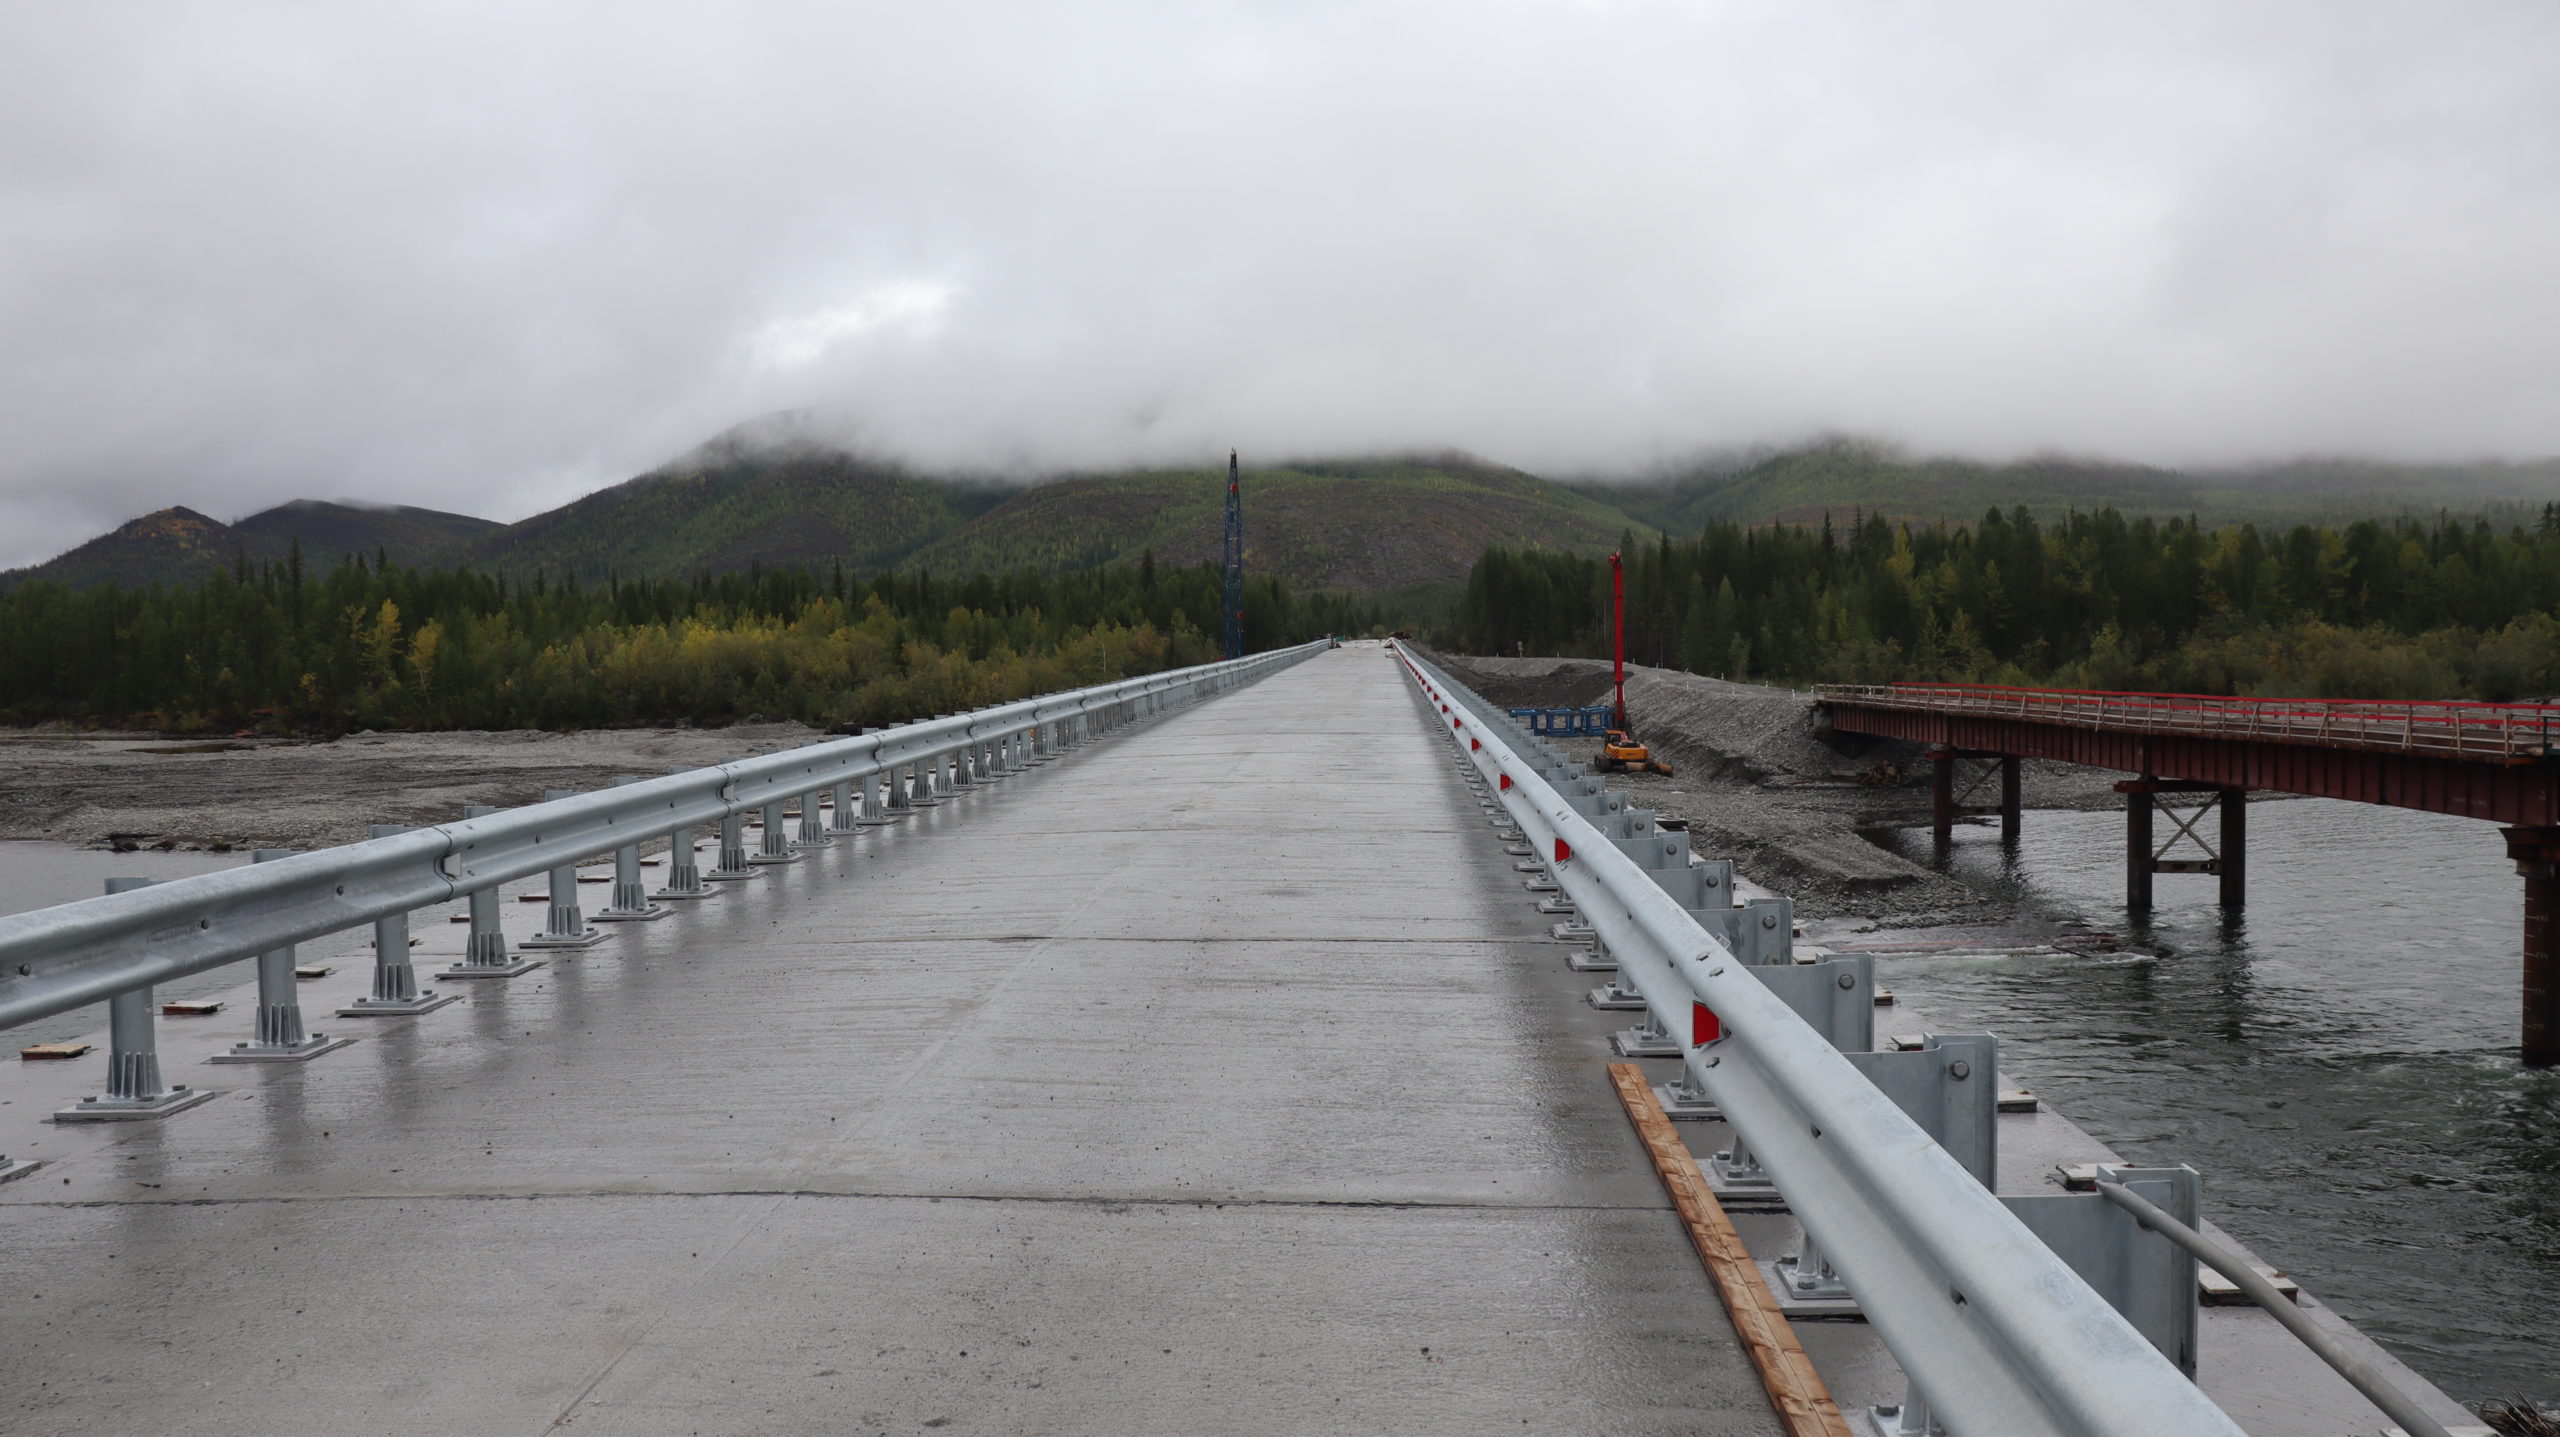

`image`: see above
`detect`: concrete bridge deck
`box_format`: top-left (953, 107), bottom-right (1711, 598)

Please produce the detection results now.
top-left (0, 647), bottom-right (1788, 1436)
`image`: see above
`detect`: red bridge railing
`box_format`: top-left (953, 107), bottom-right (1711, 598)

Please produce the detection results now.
top-left (1815, 683), bottom-right (2560, 764)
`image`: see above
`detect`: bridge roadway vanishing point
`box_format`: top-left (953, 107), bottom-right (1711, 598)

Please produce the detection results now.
top-left (0, 646), bottom-right (1807, 1436)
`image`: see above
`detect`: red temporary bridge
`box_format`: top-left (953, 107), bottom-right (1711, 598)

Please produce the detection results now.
top-left (1817, 682), bottom-right (2560, 822)
top-left (1815, 682), bottom-right (2560, 1065)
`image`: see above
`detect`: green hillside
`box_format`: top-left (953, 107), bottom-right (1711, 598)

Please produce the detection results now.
top-left (908, 455), bottom-right (1643, 590)
top-left (451, 450), bottom-right (1010, 582)
top-left (1576, 441), bottom-right (2560, 532)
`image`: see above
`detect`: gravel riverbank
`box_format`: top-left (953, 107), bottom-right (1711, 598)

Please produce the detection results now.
top-left (0, 722), bottom-right (827, 851)
top-left (1421, 650), bottom-right (2129, 921)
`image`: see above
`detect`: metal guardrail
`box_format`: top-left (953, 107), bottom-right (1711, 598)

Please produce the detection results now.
top-left (1396, 645), bottom-right (2249, 1437)
top-left (0, 642), bottom-right (1328, 1052)
top-left (1818, 681), bottom-right (2560, 762)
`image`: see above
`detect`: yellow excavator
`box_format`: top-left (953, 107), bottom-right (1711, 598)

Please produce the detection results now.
top-left (1594, 551), bottom-right (1674, 776)
top-left (1598, 727), bottom-right (1671, 775)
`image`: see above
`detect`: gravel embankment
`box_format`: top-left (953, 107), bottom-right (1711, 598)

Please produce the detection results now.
top-left (1419, 650), bottom-right (2124, 920)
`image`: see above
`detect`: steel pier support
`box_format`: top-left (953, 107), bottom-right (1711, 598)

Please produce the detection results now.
top-left (2001, 755), bottom-right (2022, 843)
top-left (2504, 826), bottom-right (2560, 1067)
top-left (2220, 787), bottom-right (2247, 909)
top-left (2126, 785), bottom-right (2154, 911)
top-left (1930, 746), bottom-right (1955, 846)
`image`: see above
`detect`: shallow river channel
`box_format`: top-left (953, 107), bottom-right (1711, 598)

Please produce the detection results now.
top-left (1862, 798), bottom-right (2559, 1408)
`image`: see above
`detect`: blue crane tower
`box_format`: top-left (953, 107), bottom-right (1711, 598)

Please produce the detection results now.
top-left (1221, 450), bottom-right (1244, 659)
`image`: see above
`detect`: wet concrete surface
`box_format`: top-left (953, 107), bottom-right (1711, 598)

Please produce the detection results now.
top-left (0, 647), bottom-right (1786, 1437)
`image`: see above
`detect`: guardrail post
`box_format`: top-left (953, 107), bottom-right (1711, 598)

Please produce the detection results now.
top-left (1997, 1165), bottom-right (2203, 1379)
top-left (750, 794), bottom-right (800, 863)
top-left (213, 849), bottom-right (361, 1059)
top-left (654, 772), bottom-right (717, 899)
top-left (522, 796), bottom-right (610, 946)
top-left (57, 878), bottom-right (221, 1121)
top-left (445, 807), bottom-right (548, 977)
top-left (596, 777), bottom-right (676, 917)
top-left (795, 784), bottom-right (834, 846)
top-left (830, 778), bottom-right (859, 834)
top-left (907, 760), bottom-right (938, 807)
top-left (707, 764), bottom-right (761, 878)
top-left (342, 829), bottom-right (465, 1011)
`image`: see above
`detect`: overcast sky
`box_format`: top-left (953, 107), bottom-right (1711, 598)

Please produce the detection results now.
top-left (4, 2), bottom-right (2557, 566)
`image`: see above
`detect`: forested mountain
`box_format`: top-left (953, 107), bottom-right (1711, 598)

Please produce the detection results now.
top-left (18, 427), bottom-right (2560, 598)
top-left (906, 455), bottom-right (1635, 591)
top-left (10, 449), bottom-right (1635, 594)
top-left (442, 449), bottom-right (1010, 583)
top-left (4, 500), bottom-right (499, 592)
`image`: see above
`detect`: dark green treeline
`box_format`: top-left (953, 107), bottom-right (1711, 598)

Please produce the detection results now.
top-left (0, 548), bottom-right (1378, 731)
top-left (1453, 507), bottom-right (2560, 700)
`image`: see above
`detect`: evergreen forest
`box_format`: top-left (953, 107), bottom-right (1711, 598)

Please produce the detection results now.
top-left (0, 548), bottom-right (1376, 732)
top-left (1451, 507), bottom-right (2560, 701)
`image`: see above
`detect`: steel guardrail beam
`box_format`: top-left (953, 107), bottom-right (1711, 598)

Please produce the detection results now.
top-left (0, 641), bottom-right (1327, 1032)
top-left (1395, 645), bottom-right (2246, 1437)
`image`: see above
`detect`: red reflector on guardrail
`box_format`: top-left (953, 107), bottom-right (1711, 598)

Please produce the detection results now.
top-left (1499, 774), bottom-right (1511, 791)
top-left (1470, 737), bottom-right (1480, 751)
top-left (1694, 1002), bottom-right (1721, 1046)
top-left (1554, 838), bottom-right (1572, 863)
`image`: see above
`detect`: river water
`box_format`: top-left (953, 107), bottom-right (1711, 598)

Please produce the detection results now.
top-left (1859, 798), bottom-right (2559, 1408)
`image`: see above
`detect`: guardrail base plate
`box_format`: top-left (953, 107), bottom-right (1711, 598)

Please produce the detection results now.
top-left (1703, 1155), bottom-right (1786, 1210)
top-left (438, 959), bottom-right (546, 980)
top-left (54, 1086), bottom-right (220, 1123)
top-left (338, 993), bottom-right (462, 1017)
top-left (651, 887), bottom-right (719, 902)
top-left (1756, 1256), bottom-right (1863, 1319)
top-left (591, 906), bottom-right (672, 923)
top-left (1610, 1025), bottom-right (1682, 1057)
top-left (209, 1035), bottom-right (357, 1063)
top-left (1565, 948), bottom-right (1618, 972)
top-left (0, 1156), bottom-right (42, 1182)
top-left (522, 929), bottom-right (605, 949)
top-left (745, 853), bottom-right (803, 866)
top-left (1651, 1082), bottom-right (1720, 1120)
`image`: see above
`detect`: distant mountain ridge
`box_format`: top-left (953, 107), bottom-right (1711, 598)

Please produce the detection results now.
top-left (8, 448), bottom-right (1640, 595)
top-left (1575, 440), bottom-right (2560, 531)
top-left (16, 431), bottom-right (2560, 596)
top-left (3, 500), bottom-right (501, 592)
